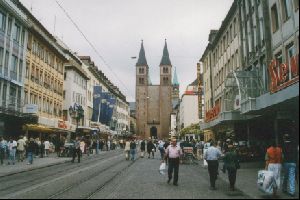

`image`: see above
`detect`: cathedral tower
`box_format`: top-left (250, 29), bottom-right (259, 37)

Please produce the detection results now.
top-left (159, 40), bottom-right (173, 139)
top-left (136, 40), bottom-right (148, 138)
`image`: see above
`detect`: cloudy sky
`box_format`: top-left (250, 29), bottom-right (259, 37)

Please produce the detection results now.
top-left (20, 0), bottom-right (233, 102)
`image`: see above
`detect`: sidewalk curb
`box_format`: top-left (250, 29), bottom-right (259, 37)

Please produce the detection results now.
top-left (0, 159), bottom-right (70, 178)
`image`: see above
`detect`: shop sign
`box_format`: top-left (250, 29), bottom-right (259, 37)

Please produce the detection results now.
top-left (58, 120), bottom-right (67, 129)
top-left (205, 104), bottom-right (221, 122)
top-left (23, 104), bottom-right (38, 114)
top-left (268, 55), bottom-right (299, 93)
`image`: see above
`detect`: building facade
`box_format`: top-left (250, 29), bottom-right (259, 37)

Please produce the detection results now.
top-left (179, 83), bottom-right (200, 131)
top-left (62, 51), bottom-right (89, 133)
top-left (200, 0), bottom-right (299, 148)
top-left (20, 3), bottom-right (67, 139)
top-left (0, 0), bottom-right (28, 137)
top-left (135, 40), bottom-right (173, 139)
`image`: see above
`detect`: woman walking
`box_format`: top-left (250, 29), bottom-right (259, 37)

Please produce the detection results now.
top-left (223, 144), bottom-right (240, 191)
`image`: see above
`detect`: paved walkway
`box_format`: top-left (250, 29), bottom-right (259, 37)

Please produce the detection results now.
top-left (204, 160), bottom-right (299, 199)
top-left (0, 153), bottom-right (70, 177)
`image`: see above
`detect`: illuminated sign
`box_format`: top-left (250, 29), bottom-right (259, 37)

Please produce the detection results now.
top-left (205, 104), bottom-right (221, 122)
top-left (269, 55), bottom-right (299, 93)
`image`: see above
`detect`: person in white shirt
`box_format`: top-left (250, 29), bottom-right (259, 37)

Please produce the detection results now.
top-left (164, 138), bottom-right (183, 186)
top-left (17, 136), bottom-right (26, 162)
top-left (8, 138), bottom-right (17, 165)
top-left (44, 140), bottom-right (50, 157)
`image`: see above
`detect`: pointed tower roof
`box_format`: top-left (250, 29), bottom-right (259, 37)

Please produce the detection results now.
top-left (160, 39), bottom-right (172, 66)
top-left (173, 67), bottom-right (179, 86)
top-left (136, 40), bottom-right (148, 66)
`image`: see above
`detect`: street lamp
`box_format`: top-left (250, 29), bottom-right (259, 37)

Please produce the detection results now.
top-left (69, 103), bottom-right (84, 135)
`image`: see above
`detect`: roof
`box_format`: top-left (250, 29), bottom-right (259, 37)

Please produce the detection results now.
top-left (173, 67), bottom-right (179, 86)
top-left (136, 40), bottom-right (148, 66)
top-left (160, 40), bottom-right (172, 66)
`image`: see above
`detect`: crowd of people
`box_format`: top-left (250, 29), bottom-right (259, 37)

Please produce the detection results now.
top-left (0, 136), bottom-right (56, 165)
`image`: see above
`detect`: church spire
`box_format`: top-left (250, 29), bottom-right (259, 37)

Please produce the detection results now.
top-left (173, 67), bottom-right (179, 86)
top-left (136, 40), bottom-right (148, 66)
top-left (160, 39), bottom-right (171, 66)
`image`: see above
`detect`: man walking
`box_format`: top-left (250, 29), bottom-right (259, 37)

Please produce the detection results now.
top-left (27, 138), bottom-right (36, 165)
top-left (72, 137), bottom-right (81, 163)
top-left (130, 139), bottom-right (137, 161)
top-left (204, 140), bottom-right (222, 190)
top-left (165, 138), bottom-right (182, 186)
top-left (0, 137), bottom-right (7, 165)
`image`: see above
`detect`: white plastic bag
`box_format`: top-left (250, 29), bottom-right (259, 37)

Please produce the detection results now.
top-left (257, 170), bottom-right (276, 194)
top-left (159, 162), bottom-right (166, 175)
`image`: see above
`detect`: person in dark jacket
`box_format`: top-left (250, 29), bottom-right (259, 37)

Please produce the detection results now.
top-left (282, 134), bottom-right (298, 197)
top-left (130, 139), bottom-right (137, 161)
top-left (223, 144), bottom-right (240, 191)
top-left (140, 140), bottom-right (146, 158)
top-left (27, 138), bottom-right (36, 165)
top-left (147, 140), bottom-right (155, 159)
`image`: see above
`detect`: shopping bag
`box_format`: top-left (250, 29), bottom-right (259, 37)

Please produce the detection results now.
top-left (159, 162), bottom-right (166, 175)
top-left (257, 170), bottom-right (276, 194)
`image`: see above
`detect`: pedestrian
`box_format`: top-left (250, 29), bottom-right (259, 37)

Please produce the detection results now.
top-left (0, 137), bottom-right (7, 165)
top-left (147, 140), bottom-right (155, 159)
top-left (282, 134), bottom-right (297, 197)
top-left (140, 140), bottom-right (145, 158)
top-left (107, 140), bottom-right (111, 151)
top-left (17, 136), bottom-right (26, 162)
top-left (163, 139), bottom-right (170, 165)
top-left (164, 138), bottom-right (182, 186)
top-left (222, 143), bottom-right (240, 191)
top-left (72, 137), bottom-right (81, 163)
top-left (124, 140), bottom-right (130, 160)
top-left (39, 139), bottom-right (45, 158)
top-left (27, 138), bottom-right (36, 165)
top-left (158, 140), bottom-right (165, 160)
top-left (44, 139), bottom-right (50, 157)
top-left (96, 139), bottom-right (100, 154)
top-left (130, 139), bottom-right (137, 161)
top-left (265, 140), bottom-right (283, 197)
top-left (204, 140), bottom-right (222, 190)
top-left (80, 139), bottom-right (85, 155)
top-left (7, 138), bottom-right (17, 165)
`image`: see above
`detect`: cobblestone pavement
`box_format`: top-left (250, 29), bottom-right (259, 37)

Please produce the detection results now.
top-left (0, 150), bottom-right (297, 199)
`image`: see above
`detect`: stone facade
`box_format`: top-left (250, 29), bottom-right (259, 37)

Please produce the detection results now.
top-left (136, 41), bottom-right (173, 139)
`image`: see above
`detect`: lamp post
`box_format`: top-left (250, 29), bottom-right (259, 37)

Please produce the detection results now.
top-left (69, 103), bottom-right (84, 136)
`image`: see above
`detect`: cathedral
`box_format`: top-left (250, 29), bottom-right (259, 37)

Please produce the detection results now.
top-left (135, 40), bottom-right (179, 139)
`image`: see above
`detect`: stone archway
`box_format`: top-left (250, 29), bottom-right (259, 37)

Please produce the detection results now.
top-left (150, 126), bottom-right (157, 139)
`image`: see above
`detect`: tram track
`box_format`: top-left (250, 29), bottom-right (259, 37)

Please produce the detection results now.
top-left (0, 150), bottom-right (122, 196)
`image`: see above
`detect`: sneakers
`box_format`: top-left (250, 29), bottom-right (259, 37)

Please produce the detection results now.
top-left (167, 178), bottom-right (171, 184)
top-left (173, 183), bottom-right (178, 186)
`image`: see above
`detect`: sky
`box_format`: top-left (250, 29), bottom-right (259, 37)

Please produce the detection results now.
top-left (19, 0), bottom-right (234, 102)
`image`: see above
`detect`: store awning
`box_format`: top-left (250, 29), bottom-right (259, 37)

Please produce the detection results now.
top-left (23, 124), bottom-right (54, 133)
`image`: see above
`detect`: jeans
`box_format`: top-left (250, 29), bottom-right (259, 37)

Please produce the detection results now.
top-left (159, 147), bottom-right (165, 160)
top-left (207, 160), bottom-right (219, 188)
top-left (130, 149), bottom-right (136, 161)
top-left (9, 149), bottom-right (16, 164)
top-left (28, 152), bottom-right (33, 164)
top-left (168, 158), bottom-right (180, 184)
top-left (96, 144), bottom-right (99, 154)
top-left (72, 148), bottom-right (81, 163)
top-left (283, 162), bottom-right (296, 195)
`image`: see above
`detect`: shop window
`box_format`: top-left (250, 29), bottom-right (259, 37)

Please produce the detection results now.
top-left (271, 4), bottom-right (279, 33)
top-left (286, 43), bottom-right (297, 79)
